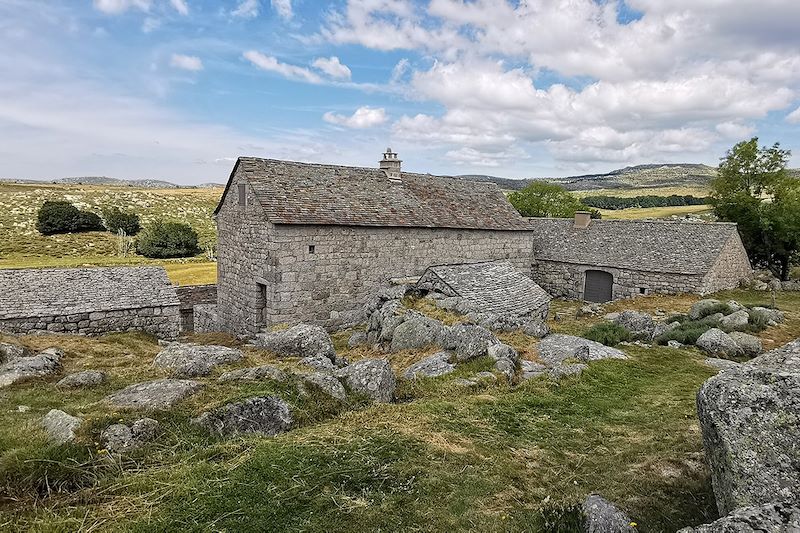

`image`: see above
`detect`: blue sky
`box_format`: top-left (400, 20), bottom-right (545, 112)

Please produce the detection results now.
top-left (1, 0), bottom-right (799, 184)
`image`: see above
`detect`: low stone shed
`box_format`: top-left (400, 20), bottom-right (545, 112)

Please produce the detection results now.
top-left (0, 266), bottom-right (181, 338)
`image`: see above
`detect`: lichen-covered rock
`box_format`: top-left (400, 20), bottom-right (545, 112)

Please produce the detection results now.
top-left (300, 354), bottom-right (336, 371)
top-left (299, 372), bottom-right (346, 401)
top-left (690, 299), bottom-right (722, 320)
top-left (402, 352), bottom-right (455, 380)
top-left (193, 396), bottom-right (292, 437)
top-left (153, 344), bottom-right (243, 377)
top-left (335, 359), bottom-right (396, 403)
top-left (440, 324), bottom-right (498, 362)
top-left (538, 334), bottom-right (626, 366)
top-left (487, 343), bottom-right (519, 363)
top-left (494, 358), bottom-right (516, 381)
top-left (57, 370), bottom-right (108, 389)
top-left (106, 379), bottom-right (203, 410)
top-left (726, 300), bottom-right (745, 312)
top-left (366, 300), bottom-right (406, 344)
top-left (389, 317), bottom-right (446, 352)
top-left (0, 348), bottom-right (63, 388)
top-left (704, 358), bottom-right (741, 371)
top-left (520, 360), bottom-right (548, 380)
top-left (696, 329), bottom-right (743, 358)
top-left (728, 332), bottom-right (763, 358)
top-left (613, 310), bottom-right (655, 340)
top-left (41, 409), bottom-right (81, 444)
top-left (677, 500), bottom-right (800, 532)
top-left (0, 342), bottom-right (29, 363)
top-left (347, 331), bottom-right (368, 348)
top-left (696, 339), bottom-right (800, 515)
top-left (218, 365), bottom-right (289, 383)
top-left (101, 418), bottom-right (160, 454)
top-left (549, 363), bottom-right (587, 379)
top-left (750, 307), bottom-right (785, 325)
top-left (582, 495), bottom-right (635, 533)
top-left (254, 324), bottom-right (335, 361)
top-left (473, 314), bottom-right (549, 338)
top-left (719, 310), bottom-right (750, 332)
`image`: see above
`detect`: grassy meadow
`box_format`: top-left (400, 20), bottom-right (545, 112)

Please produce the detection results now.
top-left (0, 289), bottom-right (798, 532)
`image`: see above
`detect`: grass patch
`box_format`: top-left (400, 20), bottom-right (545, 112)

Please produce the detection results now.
top-left (598, 205), bottom-right (713, 220)
top-left (581, 323), bottom-right (631, 346)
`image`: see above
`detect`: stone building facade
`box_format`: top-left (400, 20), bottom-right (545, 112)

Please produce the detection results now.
top-left (175, 284), bottom-right (217, 331)
top-left (528, 217), bottom-right (752, 301)
top-left (214, 151), bottom-right (536, 336)
top-left (0, 267), bottom-right (181, 338)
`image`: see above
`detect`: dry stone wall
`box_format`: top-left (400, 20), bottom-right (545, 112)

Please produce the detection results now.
top-left (176, 285), bottom-right (218, 332)
top-left (0, 306), bottom-right (180, 338)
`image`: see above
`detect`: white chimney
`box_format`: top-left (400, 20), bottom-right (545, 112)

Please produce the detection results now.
top-left (379, 147), bottom-right (402, 182)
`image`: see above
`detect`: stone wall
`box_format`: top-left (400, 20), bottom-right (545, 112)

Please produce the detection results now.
top-left (175, 284), bottom-right (218, 332)
top-left (702, 234), bottom-right (753, 293)
top-left (0, 305), bottom-right (180, 338)
top-left (193, 304), bottom-right (220, 334)
top-left (531, 259), bottom-right (706, 301)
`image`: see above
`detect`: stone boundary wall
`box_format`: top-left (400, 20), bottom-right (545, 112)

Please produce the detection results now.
top-left (532, 259), bottom-right (706, 301)
top-left (0, 305), bottom-right (180, 339)
top-left (193, 304), bottom-right (221, 334)
top-left (175, 284), bottom-right (218, 332)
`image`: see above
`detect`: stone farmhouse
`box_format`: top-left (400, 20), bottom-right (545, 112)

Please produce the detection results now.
top-left (528, 215), bottom-right (752, 302)
top-left (0, 267), bottom-right (181, 338)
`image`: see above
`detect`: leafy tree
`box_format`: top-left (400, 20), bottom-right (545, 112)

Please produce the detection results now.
top-left (103, 207), bottom-right (141, 236)
top-left (135, 220), bottom-right (200, 258)
top-left (36, 200), bottom-right (105, 235)
top-left (509, 182), bottom-right (599, 218)
top-left (712, 137), bottom-right (799, 280)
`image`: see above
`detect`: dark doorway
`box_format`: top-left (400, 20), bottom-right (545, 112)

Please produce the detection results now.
top-left (256, 283), bottom-right (268, 327)
top-left (584, 270), bottom-right (613, 303)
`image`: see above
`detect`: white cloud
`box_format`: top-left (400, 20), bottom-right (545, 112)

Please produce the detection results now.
top-left (170, 54), bottom-right (203, 71)
top-left (716, 122), bottom-right (755, 139)
top-left (93, 0), bottom-right (152, 14)
top-left (323, 107), bottom-right (388, 128)
top-left (169, 0), bottom-right (188, 15)
top-left (787, 107), bottom-right (800, 124)
top-left (271, 0), bottom-right (292, 20)
top-left (243, 51), bottom-right (322, 83)
top-left (232, 0), bottom-right (259, 18)
top-left (312, 56), bottom-right (351, 80)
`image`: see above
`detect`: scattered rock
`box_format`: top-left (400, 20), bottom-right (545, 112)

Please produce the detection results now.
top-left (153, 344), bottom-right (243, 377)
top-left (402, 352), bottom-right (455, 380)
top-left (474, 371), bottom-right (497, 382)
top-left (726, 300), bottom-right (745, 312)
top-left (690, 299), bottom-right (722, 320)
top-left (581, 494), bottom-right (636, 533)
top-left (538, 334), bottom-right (626, 366)
top-left (520, 360), bottom-right (548, 380)
top-left (0, 342), bottom-right (29, 363)
top-left (549, 364), bottom-right (587, 379)
top-left (668, 340), bottom-right (683, 349)
top-left (57, 370), bottom-right (107, 389)
top-left (696, 329), bottom-right (743, 358)
top-left (300, 355), bottom-right (336, 371)
top-left (218, 365), bottom-right (289, 383)
top-left (455, 378), bottom-right (477, 387)
top-left (299, 372), bottom-right (347, 401)
top-left (254, 324), bottom-right (336, 361)
top-left (487, 343), bottom-right (519, 363)
top-left (704, 358), bottom-right (741, 371)
top-left (577, 304), bottom-right (603, 317)
top-left (474, 314), bottom-right (548, 338)
top-left (677, 500), bottom-right (800, 532)
top-left (728, 332), bottom-right (763, 358)
top-left (440, 324), bottom-right (498, 362)
top-left (366, 300), bottom-right (406, 344)
top-left (335, 359), bottom-right (396, 403)
top-left (719, 310), bottom-right (750, 332)
top-left (494, 358), bottom-right (516, 381)
top-left (389, 317), bottom-right (446, 352)
top-left (696, 339), bottom-right (800, 515)
top-left (106, 379), bottom-right (203, 410)
top-left (347, 331), bottom-right (368, 348)
top-left (751, 307), bottom-right (785, 325)
top-left (101, 418), bottom-right (160, 454)
top-left (652, 321), bottom-right (680, 340)
top-left (194, 396), bottom-right (292, 437)
top-left (41, 409), bottom-right (81, 444)
top-left (0, 348), bottom-right (63, 388)
top-left (613, 310), bottom-right (655, 340)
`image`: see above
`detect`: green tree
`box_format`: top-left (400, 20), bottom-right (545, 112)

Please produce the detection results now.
top-left (135, 220), bottom-right (200, 259)
top-left (508, 182), bottom-right (598, 218)
top-left (103, 207), bottom-right (141, 236)
top-left (36, 200), bottom-right (105, 235)
top-left (712, 137), bottom-right (799, 280)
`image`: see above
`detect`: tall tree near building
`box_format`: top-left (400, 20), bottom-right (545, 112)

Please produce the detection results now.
top-left (509, 182), bottom-right (598, 218)
top-left (712, 138), bottom-right (799, 280)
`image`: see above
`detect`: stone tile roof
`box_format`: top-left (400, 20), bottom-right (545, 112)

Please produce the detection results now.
top-left (418, 261), bottom-right (552, 315)
top-left (0, 267), bottom-right (180, 320)
top-left (528, 218), bottom-right (740, 275)
top-left (215, 157), bottom-right (530, 231)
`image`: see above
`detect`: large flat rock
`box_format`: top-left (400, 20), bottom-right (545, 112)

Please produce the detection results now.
top-left (153, 343), bottom-right (243, 377)
top-left (0, 348), bottom-right (63, 388)
top-left (538, 334), bottom-right (626, 366)
top-left (106, 379), bottom-right (203, 410)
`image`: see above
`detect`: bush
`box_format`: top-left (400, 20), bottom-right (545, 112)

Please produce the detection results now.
top-left (582, 323), bottom-right (631, 346)
top-left (36, 200), bottom-right (105, 235)
top-left (696, 302), bottom-right (734, 319)
top-left (136, 221), bottom-right (200, 258)
top-left (103, 207), bottom-right (141, 236)
top-left (655, 315), bottom-right (723, 345)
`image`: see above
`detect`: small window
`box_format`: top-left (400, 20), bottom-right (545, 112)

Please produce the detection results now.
top-left (308, 245), bottom-right (315, 254)
top-left (639, 288), bottom-right (647, 295)
top-left (237, 184), bottom-right (247, 206)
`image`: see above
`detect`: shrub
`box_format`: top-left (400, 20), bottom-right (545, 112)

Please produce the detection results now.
top-left (36, 200), bottom-right (105, 235)
top-left (136, 221), bottom-right (200, 258)
top-left (103, 207), bottom-right (141, 236)
top-left (582, 323), bottom-right (631, 346)
top-left (655, 315), bottom-right (722, 345)
top-left (695, 302), bottom-right (734, 319)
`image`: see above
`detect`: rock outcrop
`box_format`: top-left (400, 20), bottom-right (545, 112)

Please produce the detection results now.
top-left (102, 418), bottom-right (160, 454)
top-left (581, 495), bottom-right (636, 533)
top-left (41, 409), bottom-right (82, 444)
top-left (696, 339), bottom-right (800, 515)
top-left (0, 341), bottom-right (29, 363)
top-left (719, 310), bottom-right (750, 332)
top-left (153, 344), bottom-right (243, 377)
top-left (689, 299), bottom-right (722, 320)
top-left (538, 335), bottom-right (626, 366)
top-left (390, 317), bottom-right (446, 352)
top-left (218, 365), bottom-right (289, 383)
top-left (677, 500), bottom-right (800, 532)
top-left (613, 310), bottom-right (655, 340)
top-left (696, 329), bottom-right (743, 358)
top-left (57, 370), bottom-right (108, 389)
top-left (335, 359), bottom-right (396, 403)
top-left (194, 396), bottom-right (292, 437)
top-left (440, 324), bottom-right (498, 362)
top-left (402, 352), bottom-right (455, 380)
top-left (254, 324), bottom-right (336, 361)
top-left (299, 372), bottom-right (347, 401)
top-left (0, 348), bottom-right (63, 388)
top-left (727, 332), bottom-right (763, 358)
top-left (106, 379), bottom-right (203, 410)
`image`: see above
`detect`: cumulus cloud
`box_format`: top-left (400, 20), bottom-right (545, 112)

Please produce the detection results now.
top-left (93, 0), bottom-right (152, 14)
top-left (271, 0), bottom-right (292, 20)
top-left (323, 107), bottom-right (388, 128)
top-left (243, 51), bottom-right (322, 83)
top-left (170, 54), bottom-right (203, 71)
top-left (168, 0), bottom-right (188, 15)
top-left (311, 57), bottom-right (351, 80)
top-left (232, 0), bottom-right (259, 18)
top-left (787, 107), bottom-right (800, 124)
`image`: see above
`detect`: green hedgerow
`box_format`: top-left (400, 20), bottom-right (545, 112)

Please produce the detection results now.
top-left (135, 220), bottom-right (200, 259)
top-left (581, 322), bottom-right (631, 346)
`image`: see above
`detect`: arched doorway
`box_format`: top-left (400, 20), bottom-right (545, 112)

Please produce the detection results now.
top-left (584, 270), bottom-right (613, 303)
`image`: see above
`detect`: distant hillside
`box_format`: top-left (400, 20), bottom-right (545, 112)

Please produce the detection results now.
top-left (0, 176), bottom-right (225, 189)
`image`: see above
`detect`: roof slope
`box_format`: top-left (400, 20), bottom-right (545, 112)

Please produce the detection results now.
top-left (418, 261), bottom-right (552, 316)
top-left (215, 157), bottom-right (530, 231)
top-left (0, 267), bottom-right (179, 320)
top-left (528, 218), bottom-right (740, 275)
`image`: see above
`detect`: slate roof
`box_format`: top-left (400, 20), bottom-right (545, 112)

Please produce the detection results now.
top-left (214, 157), bottom-right (530, 231)
top-left (418, 261), bottom-right (552, 316)
top-left (0, 267), bottom-right (180, 320)
top-left (528, 218), bottom-right (741, 275)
